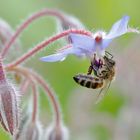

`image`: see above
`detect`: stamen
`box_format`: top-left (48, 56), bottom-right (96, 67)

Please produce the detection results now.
top-left (95, 36), bottom-right (102, 43)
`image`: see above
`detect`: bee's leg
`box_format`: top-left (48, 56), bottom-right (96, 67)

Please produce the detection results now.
top-left (91, 54), bottom-right (100, 75)
top-left (87, 65), bottom-right (93, 75)
top-left (88, 54), bottom-right (97, 75)
top-left (105, 81), bottom-right (111, 94)
top-left (92, 66), bottom-right (98, 76)
top-left (95, 88), bottom-right (104, 104)
top-left (95, 81), bottom-right (111, 104)
top-left (92, 54), bottom-right (104, 75)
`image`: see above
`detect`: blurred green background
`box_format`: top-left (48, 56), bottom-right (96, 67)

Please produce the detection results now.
top-left (0, 0), bottom-right (140, 139)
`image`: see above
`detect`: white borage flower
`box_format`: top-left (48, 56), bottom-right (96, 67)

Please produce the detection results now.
top-left (40, 16), bottom-right (139, 62)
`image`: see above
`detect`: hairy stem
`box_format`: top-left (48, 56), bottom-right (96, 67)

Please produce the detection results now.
top-left (6, 66), bottom-right (62, 127)
top-left (0, 56), bottom-right (6, 82)
top-left (6, 29), bottom-right (92, 68)
top-left (20, 79), bottom-right (30, 95)
top-left (8, 67), bottom-right (38, 123)
top-left (30, 71), bottom-right (61, 127)
top-left (1, 8), bottom-right (86, 58)
top-left (31, 83), bottom-right (38, 123)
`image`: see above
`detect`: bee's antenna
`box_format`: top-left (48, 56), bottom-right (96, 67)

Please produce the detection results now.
top-left (105, 51), bottom-right (113, 59)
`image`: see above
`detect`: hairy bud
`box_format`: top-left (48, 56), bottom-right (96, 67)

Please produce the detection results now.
top-left (15, 120), bottom-right (42, 140)
top-left (14, 102), bottom-right (42, 140)
top-left (56, 13), bottom-right (85, 31)
top-left (0, 19), bottom-right (22, 61)
top-left (46, 123), bottom-right (69, 140)
top-left (0, 81), bottom-right (19, 135)
top-left (0, 18), bottom-right (21, 47)
top-left (0, 58), bottom-right (19, 135)
top-left (56, 13), bottom-right (85, 44)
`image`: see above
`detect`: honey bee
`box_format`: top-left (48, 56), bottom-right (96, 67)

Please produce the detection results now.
top-left (73, 51), bottom-right (116, 102)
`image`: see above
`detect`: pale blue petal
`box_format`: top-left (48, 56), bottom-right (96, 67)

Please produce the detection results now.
top-left (40, 47), bottom-right (85, 62)
top-left (101, 39), bottom-right (112, 49)
top-left (69, 33), bottom-right (95, 52)
top-left (40, 53), bottom-right (66, 62)
top-left (65, 47), bottom-right (82, 55)
top-left (106, 16), bottom-right (130, 39)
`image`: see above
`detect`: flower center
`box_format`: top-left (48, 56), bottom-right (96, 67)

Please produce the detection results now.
top-left (95, 36), bottom-right (102, 43)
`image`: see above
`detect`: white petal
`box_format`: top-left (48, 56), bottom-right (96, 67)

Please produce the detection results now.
top-left (40, 47), bottom-right (85, 62)
top-left (101, 39), bottom-right (112, 49)
top-left (69, 33), bottom-right (95, 52)
top-left (61, 47), bottom-right (85, 57)
top-left (105, 16), bottom-right (130, 39)
top-left (40, 53), bottom-right (66, 62)
top-left (127, 27), bottom-right (140, 34)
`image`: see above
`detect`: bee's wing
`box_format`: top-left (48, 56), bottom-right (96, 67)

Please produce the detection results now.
top-left (95, 80), bottom-right (111, 104)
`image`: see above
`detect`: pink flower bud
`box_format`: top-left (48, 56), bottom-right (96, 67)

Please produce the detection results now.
top-left (56, 13), bottom-right (85, 44)
top-left (56, 12), bottom-right (85, 32)
top-left (0, 18), bottom-right (21, 47)
top-left (25, 121), bottom-right (42, 140)
top-left (15, 120), bottom-right (42, 140)
top-left (0, 19), bottom-right (21, 62)
top-left (0, 58), bottom-right (19, 135)
top-left (0, 81), bottom-right (19, 135)
top-left (46, 123), bottom-right (69, 140)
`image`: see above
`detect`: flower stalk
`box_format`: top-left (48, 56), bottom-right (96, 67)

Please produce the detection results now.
top-left (0, 56), bottom-right (6, 82)
top-left (31, 83), bottom-right (38, 123)
top-left (6, 29), bottom-right (92, 68)
top-left (6, 66), bottom-right (62, 127)
top-left (1, 8), bottom-right (87, 58)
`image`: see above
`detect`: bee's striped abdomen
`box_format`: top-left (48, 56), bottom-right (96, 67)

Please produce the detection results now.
top-left (91, 79), bottom-right (103, 89)
top-left (73, 74), bottom-right (103, 89)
